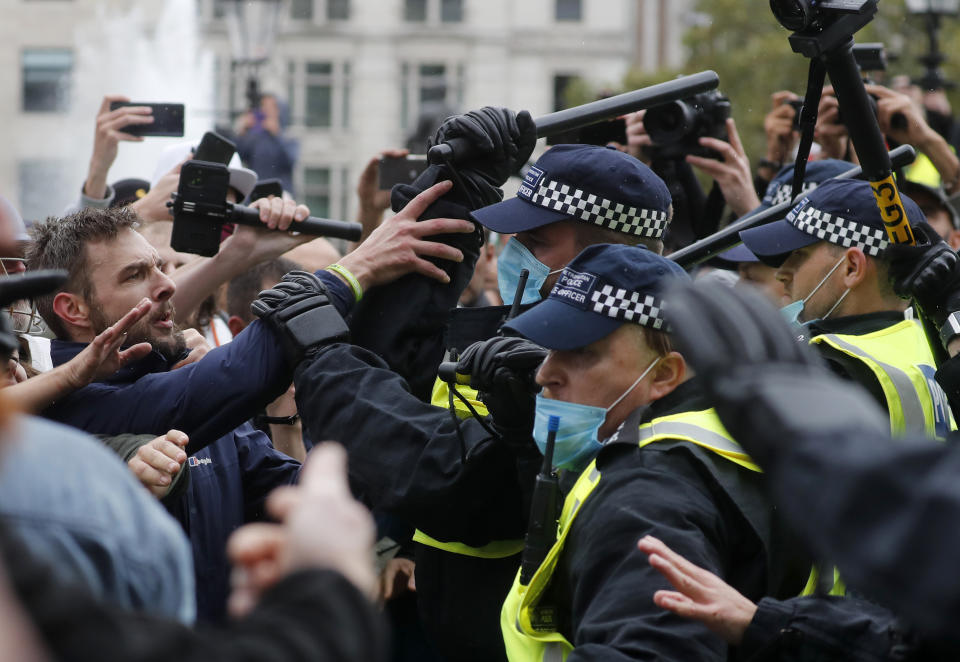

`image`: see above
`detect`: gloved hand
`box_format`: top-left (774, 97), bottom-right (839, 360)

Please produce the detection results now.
top-left (432, 107), bottom-right (538, 188)
top-left (665, 281), bottom-right (889, 469)
top-left (886, 221), bottom-right (960, 329)
top-left (252, 270), bottom-right (350, 365)
top-left (455, 336), bottom-right (546, 433)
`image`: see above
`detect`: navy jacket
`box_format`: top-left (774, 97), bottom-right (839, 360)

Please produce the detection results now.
top-left (43, 321), bottom-right (301, 623)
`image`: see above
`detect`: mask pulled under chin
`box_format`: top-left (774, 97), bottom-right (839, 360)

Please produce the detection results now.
top-left (532, 357), bottom-right (660, 472)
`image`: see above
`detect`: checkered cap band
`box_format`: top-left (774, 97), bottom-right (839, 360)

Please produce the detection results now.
top-left (589, 282), bottom-right (666, 330)
top-left (525, 178), bottom-right (669, 238)
top-left (790, 205), bottom-right (889, 256)
top-left (765, 180), bottom-right (817, 206)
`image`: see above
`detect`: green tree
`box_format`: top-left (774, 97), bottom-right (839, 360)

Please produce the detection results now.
top-left (623, 0), bottom-right (960, 163)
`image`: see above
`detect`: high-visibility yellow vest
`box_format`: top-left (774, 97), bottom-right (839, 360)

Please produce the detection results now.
top-left (412, 376), bottom-right (524, 559)
top-left (904, 151), bottom-right (943, 189)
top-left (811, 319), bottom-right (955, 439)
top-left (500, 409), bottom-right (759, 661)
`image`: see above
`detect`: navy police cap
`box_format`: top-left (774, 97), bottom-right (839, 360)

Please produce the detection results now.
top-left (471, 144), bottom-right (672, 240)
top-left (740, 178), bottom-right (925, 267)
top-left (718, 159), bottom-right (853, 265)
top-left (503, 243), bottom-right (689, 350)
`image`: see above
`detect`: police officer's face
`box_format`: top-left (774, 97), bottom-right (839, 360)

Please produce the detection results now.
top-left (515, 221), bottom-right (582, 296)
top-left (776, 241), bottom-right (847, 322)
top-left (84, 228), bottom-right (183, 360)
top-left (536, 325), bottom-right (680, 441)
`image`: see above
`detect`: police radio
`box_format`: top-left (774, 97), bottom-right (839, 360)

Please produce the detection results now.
top-left (520, 415), bottom-right (560, 586)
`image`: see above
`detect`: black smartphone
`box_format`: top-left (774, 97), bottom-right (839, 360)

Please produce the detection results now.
top-left (109, 102), bottom-right (185, 137)
top-left (546, 118), bottom-right (628, 147)
top-left (194, 131), bottom-right (236, 165)
top-left (378, 155), bottom-right (428, 190)
top-left (248, 178), bottom-right (283, 202)
top-left (170, 161), bottom-right (232, 257)
top-left (789, 99), bottom-right (804, 130)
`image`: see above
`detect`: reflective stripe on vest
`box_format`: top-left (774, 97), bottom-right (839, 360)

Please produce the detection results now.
top-left (800, 565), bottom-right (846, 597)
top-left (412, 530), bottom-right (524, 559)
top-left (417, 376), bottom-right (519, 558)
top-left (501, 409), bottom-right (758, 661)
top-left (811, 320), bottom-right (956, 438)
top-left (637, 409), bottom-right (761, 473)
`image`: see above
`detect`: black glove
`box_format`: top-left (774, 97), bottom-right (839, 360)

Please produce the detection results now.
top-left (251, 271), bottom-right (349, 365)
top-left (886, 221), bottom-right (960, 328)
top-left (432, 106), bottom-right (538, 188)
top-left (665, 281), bottom-right (889, 469)
top-left (455, 336), bottom-right (546, 433)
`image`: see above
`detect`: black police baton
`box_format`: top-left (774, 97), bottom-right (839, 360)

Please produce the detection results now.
top-left (428, 71), bottom-right (720, 165)
top-left (669, 144), bottom-right (917, 269)
top-left (0, 270), bottom-right (68, 308)
top-left (0, 269), bottom-right (68, 359)
top-left (520, 414), bottom-right (560, 586)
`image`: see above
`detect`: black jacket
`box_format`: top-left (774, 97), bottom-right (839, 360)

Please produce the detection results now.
top-left (294, 340), bottom-right (530, 662)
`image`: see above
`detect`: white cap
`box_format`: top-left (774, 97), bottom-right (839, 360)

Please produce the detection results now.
top-left (151, 142), bottom-right (258, 200)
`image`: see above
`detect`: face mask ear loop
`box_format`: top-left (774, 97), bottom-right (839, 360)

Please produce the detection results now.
top-left (801, 254), bottom-right (848, 305)
top-left (606, 356), bottom-right (661, 414)
top-left (823, 288), bottom-right (851, 320)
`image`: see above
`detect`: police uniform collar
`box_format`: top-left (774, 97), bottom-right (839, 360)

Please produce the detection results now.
top-left (604, 379), bottom-right (711, 448)
top-left (804, 310), bottom-right (907, 338)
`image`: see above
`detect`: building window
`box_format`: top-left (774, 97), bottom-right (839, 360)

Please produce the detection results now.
top-left (303, 167), bottom-right (331, 218)
top-left (342, 62), bottom-right (351, 129)
top-left (419, 64), bottom-right (447, 105)
top-left (555, 0), bottom-right (582, 21)
top-left (18, 160), bottom-right (72, 221)
top-left (22, 49), bottom-right (73, 113)
top-left (404, 0), bottom-right (427, 21)
top-left (305, 62), bottom-right (333, 128)
top-left (290, 0), bottom-right (313, 19)
top-left (440, 0), bottom-right (463, 22)
top-left (327, 0), bottom-right (350, 20)
top-left (400, 61), bottom-right (463, 130)
top-left (213, 0), bottom-right (227, 18)
top-left (553, 74), bottom-right (579, 112)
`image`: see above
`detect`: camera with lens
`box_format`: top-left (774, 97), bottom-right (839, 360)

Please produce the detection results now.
top-left (643, 90), bottom-right (731, 161)
top-left (770, 0), bottom-right (878, 58)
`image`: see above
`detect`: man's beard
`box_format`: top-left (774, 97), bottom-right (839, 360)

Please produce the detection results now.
top-left (88, 301), bottom-right (187, 364)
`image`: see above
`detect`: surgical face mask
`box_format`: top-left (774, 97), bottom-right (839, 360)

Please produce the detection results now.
top-left (779, 254), bottom-right (850, 329)
top-left (497, 237), bottom-right (561, 306)
top-left (533, 356), bottom-right (661, 473)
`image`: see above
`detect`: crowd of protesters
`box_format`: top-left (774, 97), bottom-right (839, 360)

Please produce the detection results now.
top-left (4, 49), bottom-right (960, 662)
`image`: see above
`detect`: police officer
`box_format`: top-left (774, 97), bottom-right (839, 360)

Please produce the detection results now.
top-left (717, 159), bottom-right (853, 306)
top-left (740, 178), bottom-right (955, 440)
top-left (279, 137), bottom-right (676, 661)
top-left (483, 243), bottom-right (802, 660)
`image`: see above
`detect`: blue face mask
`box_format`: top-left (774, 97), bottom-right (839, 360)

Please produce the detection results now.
top-left (779, 254), bottom-right (850, 330)
top-left (533, 357), bottom-right (660, 473)
top-left (497, 237), bottom-right (561, 306)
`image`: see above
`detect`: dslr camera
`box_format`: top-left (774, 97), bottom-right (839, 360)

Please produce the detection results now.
top-left (643, 90), bottom-right (731, 161)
